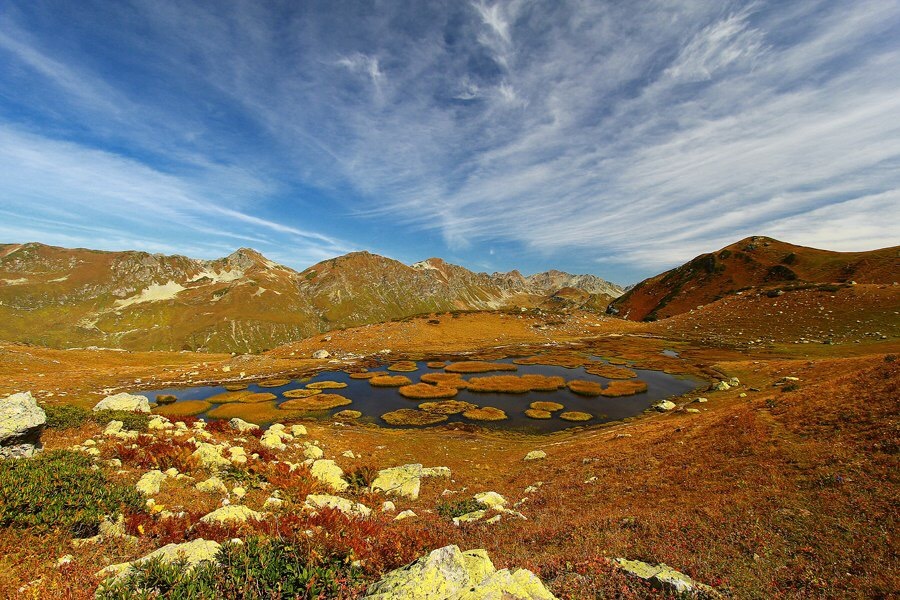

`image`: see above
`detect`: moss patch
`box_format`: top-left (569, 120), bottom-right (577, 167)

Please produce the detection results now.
top-left (332, 410), bottom-right (362, 420)
top-left (513, 353), bottom-right (586, 368)
top-left (369, 375), bottom-right (413, 387)
top-left (467, 374), bottom-right (564, 393)
top-left (206, 402), bottom-right (303, 423)
top-left (567, 380), bottom-right (603, 396)
top-left (398, 383), bottom-right (458, 399)
top-left (426, 361), bottom-right (447, 368)
top-left (280, 394), bottom-right (352, 411)
top-left (223, 383), bottom-right (248, 391)
top-left (462, 406), bottom-right (508, 421)
top-left (348, 371), bottom-right (381, 379)
top-left (381, 409), bottom-right (448, 426)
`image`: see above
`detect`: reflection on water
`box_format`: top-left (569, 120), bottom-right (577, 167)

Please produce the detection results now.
top-left (137, 358), bottom-right (702, 433)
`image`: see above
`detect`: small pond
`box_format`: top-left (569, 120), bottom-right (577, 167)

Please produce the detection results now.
top-left (137, 358), bottom-right (702, 434)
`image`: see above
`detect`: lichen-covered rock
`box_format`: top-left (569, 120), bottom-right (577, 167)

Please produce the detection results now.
top-left (304, 493), bottom-right (371, 517)
top-left (310, 459), bottom-right (348, 492)
top-left (199, 505), bottom-right (265, 525)
top-left (312, 349), bottom-right (331, 359)
top-left (0, 391), bottom-right (46, 458)
top-left (290, 424), bottom-right (307, 436)
top-left (135, 470), bottom-right (167, 495)
top-left (363, 545), bottom-right (556, 599)
top-left (229, 418), bottom-right (259, 433)
top-left (372, 464), bottom-right (451, 500)
top-left (303, 443), bottom-right (324, 460)
top-left (474, 491), bottom-right (507, 509)
top-left (103, 420), bottom-right (124, 436)
top-left (260, 432), bottom-right (286, 451)
top-left (192, 443), bottom-right (230, 470)
top-left (148, 416), bottom-right (172, 430)
top-left (93, 392), bottom-right (151, 413)
top-left (654, 400), bottom-right (676, 412)
top-left (614, 558), bottom-right (720, 598)
top-left (97, 539), bottom-right (220, 580)
top-left (523, 450), bottom-right (546, 461)
top-left (453, 510), bottom-right (487, 526)
top-left (712, 381), bottom-right (731, 392)
top-left (195, 476), bottom-right (227, 494)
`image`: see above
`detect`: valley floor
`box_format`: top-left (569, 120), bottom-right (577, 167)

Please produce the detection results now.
top-left (0, 305), bottom-right (898, 598)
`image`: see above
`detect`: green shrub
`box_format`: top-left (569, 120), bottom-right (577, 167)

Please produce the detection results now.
top-left (43, 405), bottom-right (150, 432)
top-left (0, 450), bottom-right (143, 537)
top-left (436, 498), bottom-right (483, 519)
top-left (97, 537), bottom-right (361, 599)
top-left (94, 410), bottom-right (151, 432)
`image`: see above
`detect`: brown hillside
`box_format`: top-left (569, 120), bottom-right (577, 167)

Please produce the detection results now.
top-left (611, 236), bottom-right (899, 321)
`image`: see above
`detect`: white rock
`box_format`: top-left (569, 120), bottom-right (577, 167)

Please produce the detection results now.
top-left (523, 450), bottom-right (547, 461)
top-left (93, 393), bottom-right (151, 413)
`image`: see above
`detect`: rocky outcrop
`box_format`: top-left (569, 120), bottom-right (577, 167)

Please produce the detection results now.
top-left (0, 391), bottom-right (46, 458)
top-left (614, 558), bottom-right (720, 598)
top-left (93, 392), bottom-right (151, 413)
top-left (364, 545), bottom-right (556, 599)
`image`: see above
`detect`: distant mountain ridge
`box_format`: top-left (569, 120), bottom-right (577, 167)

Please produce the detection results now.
top-left (610, 236), bottom-right (900, 321)
top-left (0, 243), bottom-right (621, 352)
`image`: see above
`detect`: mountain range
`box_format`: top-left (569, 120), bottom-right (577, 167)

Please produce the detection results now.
top-left (0, 243), bottom-right (622, 352)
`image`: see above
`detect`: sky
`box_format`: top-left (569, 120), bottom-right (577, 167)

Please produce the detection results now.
top-left (1, 1), bottom-right (899, 285)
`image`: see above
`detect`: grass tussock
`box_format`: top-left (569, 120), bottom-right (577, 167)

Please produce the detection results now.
top-left (348, 371), bottom-right (382, 379)
top-left (426, 361), bottom-right (447, 368)
top-left (467, 374), bottom-right (566, 394)
top-left (567, 380), bottom-right (604, 396)
top-left (279, 394), bottom-right (352, 411)
top-left (513, 353), bottom-right (586, 369)
top-left (418, 400), bottom-right (477, 415)
top-left (601, 380), bottom-right (649, 397)
top-left (223, 383), bottom-right (248, 391)
top-left (206, 401), bottom-right (302, 423)
top-left (306, 381), bottom-right (348, 390)
top-left (584, 364), bottom-right (638, 379)
top-left (369, 375), bottom-right (413, 387)
top-left (420, 372), bottom-right (469, 388)
top-left (444, 361), bottom-right (517, 374)
top-left (462, 406), bottom-right (508, 421)
top-left (398, 383), bottom-right (458, 399)
top-left (559, 411), bottom-right (593, 422)
top-left (387, 361), bottom-right (418, 372)
top-left (203, 391), bottom-right (277, 404)
top-left (257, 378), bottom-right (292, 388)
top-left (282, 388), bottom-right (322, 399)
top-left (332, 410), bottom-right (362, 420)
top-left (525, 409), bottom-right (552, 419)
top-left (154, 400), bottom-right (212, 417)
top-left (530, 401), bottom-right (564, 412)
top-left (380, 408), bottom-right (448, 426)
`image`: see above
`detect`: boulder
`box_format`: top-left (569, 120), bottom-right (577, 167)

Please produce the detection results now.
top-left (0, 391), bottom-right (46, 458)
top-left (97, 539), bottom-right (221, 580)
top-left (103, 420), bottom-right (124, 436)
top-left (310, 459), bottom-right (348, 492)
top-left (474, 492), bottom-right (507, 509)
top-left (304, 493), bottom-right (371, 517)
top-left (312, 350), bottom-right (331, 359)
top-left (192, 443), bottom-right (230, 470)
top-left (195, 476), bottom-right (227, 494)
top-left (229, 418), bottom-right (259, 433)
top-left (453, 510), bottom-right (487, 526)
top-left (303, 443), bottom-right (324, 460)
top-left (93, 392), bottom-right (151, 413)
top-left (290, 424), bottom-right (308, 437)
top-left (395, 509), bottom-right (417, 521)
top-left (363, 545), bottom-right (556, 599)
top-left (135, 470), bottom-right (167, 495)
top-left (199, 505), bottom-right (265, 525)
top-left (711, 381), bottom-right (730, 392)
top-left (614, 558), bottom-right (720, 598)
top-left (148, 416), bottom-right (172, 430)
top-left (653, 400), bottom-right (676, 412)
top-left (372, 464), bottom-right (451, 500)
top-left (523, 450), bottom-right (546, 461)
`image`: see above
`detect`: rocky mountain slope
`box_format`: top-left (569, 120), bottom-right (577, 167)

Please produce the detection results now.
top-left (609, 236), bottom-right (899, 321)
top-left (0, 243), bottom-right (621, 353)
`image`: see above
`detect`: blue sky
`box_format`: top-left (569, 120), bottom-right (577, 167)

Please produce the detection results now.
top-left (1, 1), bottom-right (899, 284)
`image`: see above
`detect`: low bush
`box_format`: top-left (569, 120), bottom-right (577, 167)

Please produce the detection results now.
top-left (0, 450), bottom-right (143, 537)
top-left (111, 437), bottom-right (199, 473)
top-left (44, 405), bottom-right (150, 432)
top-left (346, 465), bottom-right (379, 492)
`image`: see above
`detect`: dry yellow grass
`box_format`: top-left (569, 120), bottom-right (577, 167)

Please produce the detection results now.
top-left (154, 400), bottom-right (212, 417)
top-left (525, 409), bottom-right (552, 419)
top-left (462, 406), bottom-right (508, 421)
top-left (282, 388), bottom-right (322, 399)
top-left (566, 380), bottom-right (603, 396)
top-left (398, 383), bottom-right (458, 399)
top-left (387, 361), bottom-right (419, 372)
top-left (584, 364), bottom-right (638, 379)
top-left (305, 380), bottom-right (348, 390)
top-left (380, 408), bottom-right (448, 426)
top-left (426, 361), bottom-right (447, 368)
top-left (204, 391), bottom-right (277, 404)
top-left (559, 411), bottom-right (592, 421)
top-left (279, 393), bottom-right (352, 411)
top-left (257, 378), bottom-right (292, 388)
top-left (332, 409), bottom-right (362, 420)
top-left (530, 401), bottom-right (564, 412)
top-left (420, 372), bottom-right (469, 388)
top-left (418, 400), bottom-right (477, 414)
top-left (369, 375), bottom-right (413, 387)
top-left (206, 401), bottom-right (302, 423)
top-left (223, 383), bottom-right (248, 391)
top-left (467, 374), bottom-right (566, 394)
top-left (513, 353), bottom-right (586, 368)
top-left (444, 361), bottom-right (517, 374)
top-left (601, 380), bottom-right (649, 397)
top-left (348, 371), bottom-right (384, 379)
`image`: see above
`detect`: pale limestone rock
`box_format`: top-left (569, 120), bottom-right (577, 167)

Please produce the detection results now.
top-left (103, 420), bottom-right (124, 436)
top-left (93, 392), bottom-right (151, 413)
top-left (303, 443), bottom-right (325, 460)
top-left (474, 492), bottom-right (507, 509)
top-left (614, 558), bottom-right (720, 598)
top-left (523, 450), bottom-right (546, 461)
top-left (0, 391), bottom-right (46, 458)
top-left (229, 418), bottom-right (259, 433)
top-left (196, 476), bottom-right (227, 494)
top-left (453, 510), bottom-right (487, 526)
top-left (192, 443), bottom-right (230, 469)
top-left (381, 501), bottom-right (396, 512)
top-left (135, 470), bottom-right (167, 495)
top-left (97, 539), bottom-right (221, 580)
top-left (310, 459), bottom-right (348, 492)
top-left (290, 424), bottom-right (308, 437)
top-left (148, 416), bottom-right (172, 430)
top-left (395, 509), bottom-right (417, 521)
top-left (304, 493), bottom-right (371, 517)
top-left (199, 505), bottom-right (265, 525)
top-left (654, 400), bottom-right (676, 412)
top-left (312, 350), bottom-right (331, 359)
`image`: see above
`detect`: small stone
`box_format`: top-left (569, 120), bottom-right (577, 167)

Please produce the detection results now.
top-left (395, 509), bottom-right (417, 521)
top-left (524, 450), bottom-right (547, 461)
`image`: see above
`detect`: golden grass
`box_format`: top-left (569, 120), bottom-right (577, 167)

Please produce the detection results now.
top-left (154, 394), bottom-right (177, 405)
top-left (530, 401), bottom-right (564, 412)
top-left (566, 380), bottom-right (604, 396)
top-left (387, 361), bottom-right (419, 372)
top-left (279, 393), bottom-right (352, 411)
top-left (380, 408), bottom-right (448, 426)
top-left (369, 375), bottom-right (413, 387)
top-left (462, 406), bottom-right (508, 421)
top-left (426, 361), bottom-right (447, 368)
top-left (349, 371), bottom-right (384, 379)
top-left (282, 388), bottom-right (322, 399)
top-left (559, 411), bottom-right (593, 422)
top-left (205, 401), bottom-right (303, 423)
top-left (223, 383), bottom-right (248, 391)
top-left (398, 383), bottom-right (459, 399)
top-left (257, 378), bottom-right (292, 388)
top-left (444, 361), bottom-right (517, 374)
top-left (204, 391), bottom-right (278, 404)
top-left (525, 409), bottom-right (552, 419)
top-left (418, 400), bottom-right (477, 415)
top-left (600, 380), bottom-right (649, 397)
top-left (584, 364), bottom-right (638, 379)
top-left (467, 374), bottom-right (566, 394)
top-left (420, 372), bottom-right (469, 388)
top-left (513, 353), bottom-right (586, 368)
top-left (305, 380), bottom-right (348, 390)
top-left (154, 400), bottom-right (212, 417)
top-left (332, 409), bottom-right (362, 420)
